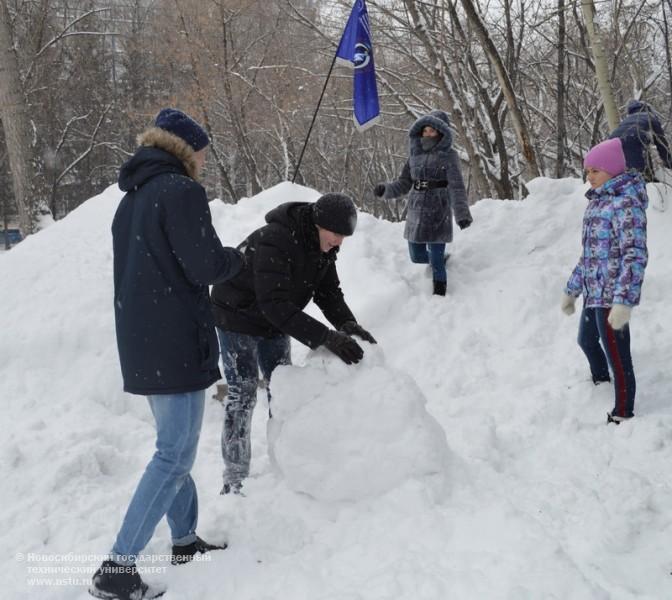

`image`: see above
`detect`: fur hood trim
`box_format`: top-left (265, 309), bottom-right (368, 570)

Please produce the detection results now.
top-left (137, 127), bottom-right (199, 180)
top-left (408, 111), bottom-right (454, 155)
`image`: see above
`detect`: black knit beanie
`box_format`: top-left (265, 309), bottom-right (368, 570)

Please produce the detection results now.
top-left (312, 193), bottom-right (358, 236)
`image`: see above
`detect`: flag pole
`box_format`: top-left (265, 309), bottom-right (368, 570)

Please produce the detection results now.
top-left (292, 52), bottom-right (339, 184)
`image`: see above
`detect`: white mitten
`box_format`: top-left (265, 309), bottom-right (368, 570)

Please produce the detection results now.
top-left (560, 293), bottom-right (577, 315)
top-left (607, 304), bottom-right (631, 330)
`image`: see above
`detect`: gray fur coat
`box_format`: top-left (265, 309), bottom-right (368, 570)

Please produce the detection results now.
top-left (383, 111), bottom-right (471, 243)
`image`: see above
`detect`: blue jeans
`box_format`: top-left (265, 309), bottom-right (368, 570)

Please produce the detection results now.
top-left (111, 390), bottom-right (205, 565)
top-left (578, 307), bottom-right (636, 418)
top-left (408, 241), bottom-right (447, 282)
top-left (217, 329), bottom-right (291, 486)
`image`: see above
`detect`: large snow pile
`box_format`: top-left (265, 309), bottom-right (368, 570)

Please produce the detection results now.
top-left (268, 346), bottom-right (451, 502)
top-left (1, 177), bottom-right (672, 599)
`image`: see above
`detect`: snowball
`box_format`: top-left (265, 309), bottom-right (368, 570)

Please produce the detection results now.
top-left (267, 345), bottom-right (451, 502)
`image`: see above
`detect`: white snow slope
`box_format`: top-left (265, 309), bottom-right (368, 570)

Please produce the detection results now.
top-left (1, 179), bottom-right (672, 600)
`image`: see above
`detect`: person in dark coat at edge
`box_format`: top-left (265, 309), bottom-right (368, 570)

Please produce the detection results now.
top-left (373, 110), bottom-right (472, 296)
top-left (609, 100), bottom-right (672, 181)
top-left (210, 193), bottom-right (376, 495)
top-left (89, 108), bottom-right (244, 600)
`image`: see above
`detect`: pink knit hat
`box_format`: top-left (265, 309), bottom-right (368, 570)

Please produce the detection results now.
top-left (583, 138), bottom-right (626, 176)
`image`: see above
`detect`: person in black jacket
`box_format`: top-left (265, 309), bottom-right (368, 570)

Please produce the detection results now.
top-left (90, 109), bottom-right (244, 600)
top-left (609, 100), bottom-right (672, 181)
top-left (211, 193), bottom-right (376, 494)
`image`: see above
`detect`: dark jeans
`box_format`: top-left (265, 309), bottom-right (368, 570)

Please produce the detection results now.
top-left (217, 329), bottom-right (291, 486)
top-left (408, 241), bottom-right (447, 282)
top-left (577, 307), bottom-right (636, 418)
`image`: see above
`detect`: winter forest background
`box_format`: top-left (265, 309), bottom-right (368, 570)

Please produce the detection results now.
top-left (1, 0), bottom-right (672, 236)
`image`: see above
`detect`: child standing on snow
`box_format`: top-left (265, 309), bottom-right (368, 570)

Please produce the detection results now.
top-left (561, 138), bottom-right (648, 424)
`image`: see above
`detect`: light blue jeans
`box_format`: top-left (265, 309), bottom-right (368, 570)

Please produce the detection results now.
top-left (408, 241), bottom-right (447, 282)
top-left (111, 390), bottom-right (205, 565)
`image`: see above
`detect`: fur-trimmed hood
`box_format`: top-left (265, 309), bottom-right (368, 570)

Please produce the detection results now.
top-left (118, 128), bottom-right (201, 191)
top-left (137, 127), bottom-right (200, 179)
top-left (408, 110), bottom-right (454, 156)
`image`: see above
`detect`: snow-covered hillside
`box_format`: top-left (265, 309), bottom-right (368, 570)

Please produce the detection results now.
top-left (1, 179), bottom-right (671, 599)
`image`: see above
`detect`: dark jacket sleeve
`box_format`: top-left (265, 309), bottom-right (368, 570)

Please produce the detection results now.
top-left (384, 160), bottom-right (413, 199)
top-left (651, 118), bottom-right (672, 169)
top-left (254, 225), bottom-right (331, 348)
top-left (313, 261), bottom-right (356, 329)
top-left (162, 181), bottom-right (244, 286)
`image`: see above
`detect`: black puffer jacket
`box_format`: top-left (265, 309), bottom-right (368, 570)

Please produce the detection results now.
top-left (113, 141), bottom-right (243, 395)
top-left (211, 202), bottom-right (356, 348)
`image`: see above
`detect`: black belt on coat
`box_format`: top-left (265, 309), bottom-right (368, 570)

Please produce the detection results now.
top-left (413, 179), bottom-right (448, 191)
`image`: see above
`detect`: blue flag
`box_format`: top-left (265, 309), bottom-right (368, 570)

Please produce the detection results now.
top-left (335, 0), bottom-right (380, 131)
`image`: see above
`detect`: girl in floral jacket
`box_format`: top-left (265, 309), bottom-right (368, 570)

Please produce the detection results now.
top-left (561, 138), bottom-right (648, 423)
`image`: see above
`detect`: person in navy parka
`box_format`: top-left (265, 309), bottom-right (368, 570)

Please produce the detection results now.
top-left (90, 109), bottom-right (244, 600)
top-left (609, 100), bottom-right (672, 181)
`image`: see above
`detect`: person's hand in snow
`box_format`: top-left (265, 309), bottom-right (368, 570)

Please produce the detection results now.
top-left (340, 321), bottom-right (377, 344)
top-left (323, 330), bottom-right (364, 365)
top-left (457, 219), bottom-right (472, 230)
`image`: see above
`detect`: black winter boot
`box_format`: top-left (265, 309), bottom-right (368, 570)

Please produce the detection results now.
top-left (89, 560), bottom-right (164, 600)
top-left (607, 412), bottom-right (633, 425)
top-left (433, 280), bottom-right (447, 296)
top-left (171, 536), bottom-right (228, 565)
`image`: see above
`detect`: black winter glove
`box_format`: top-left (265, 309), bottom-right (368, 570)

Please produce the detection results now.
top-left (340, 320), bottom-right (377, 344)
top-left (323, 330), bottom-right (364, 365)
top-left (373, 183), bottom-right (386, 197)
top-left (457, 219), bottom-right (472, 230)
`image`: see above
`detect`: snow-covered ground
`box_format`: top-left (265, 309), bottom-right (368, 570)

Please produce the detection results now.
top-left (1, 178), bottom-right (671, 599)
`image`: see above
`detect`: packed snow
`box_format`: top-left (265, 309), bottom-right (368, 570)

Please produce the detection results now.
top-left (1, 178), bottom-right (672, 599)
top-left (268, 345), bottom-right (451, 502)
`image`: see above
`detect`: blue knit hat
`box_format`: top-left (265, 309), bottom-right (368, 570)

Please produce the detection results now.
top-left (154, 108), bottom-right (209, 151)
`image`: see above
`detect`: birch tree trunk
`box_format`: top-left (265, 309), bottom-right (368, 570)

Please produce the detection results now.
top-left (580, 0), bottom-right (620, 130)
top-left (0, 0), bottom-right (50, 235)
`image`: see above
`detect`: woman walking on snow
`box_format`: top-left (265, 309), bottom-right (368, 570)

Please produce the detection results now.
top-left (561, 138), bottom-right (648, 424)
top-left (373, 110), bottom-right (472, 296)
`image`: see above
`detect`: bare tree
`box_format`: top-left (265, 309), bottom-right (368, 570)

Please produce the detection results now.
top-left (0, 0), bottom-right (51, 234)
top-left (2, 0), bottom-right (670, 231)
top-left (556, 0), bottom-right (567, 177)
top-left (459, 0), bottom-right (541, 178)
top-left (580, 0), bottom-right (620, 129)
